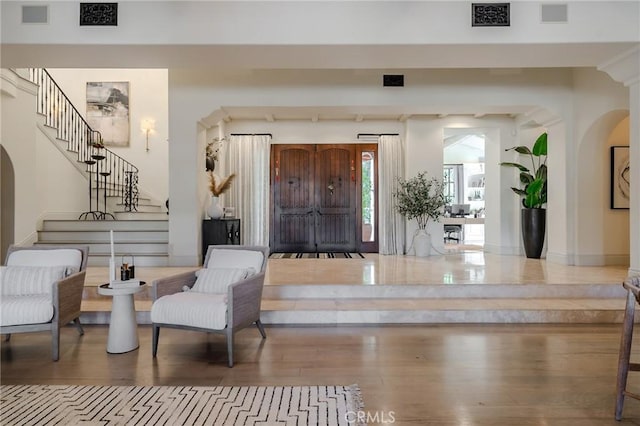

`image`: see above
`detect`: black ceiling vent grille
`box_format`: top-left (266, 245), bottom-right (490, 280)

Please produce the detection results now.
top-left (80, 3), bottom-right (118, 26)
top-left (472, 3), bottom-right (510, 27)
top-left (383, 75), bottom-right (404, 87)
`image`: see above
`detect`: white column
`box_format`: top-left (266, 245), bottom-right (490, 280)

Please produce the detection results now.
top-left (546, 121), bottom-right (572, 265)
top-left (629, 81), bottom-right (640, 275)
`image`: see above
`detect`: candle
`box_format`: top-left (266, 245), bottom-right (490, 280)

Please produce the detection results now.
top-left (109, 230), bottom-right (116, 284)
top-left (110, 230), bottom-right (115, 259)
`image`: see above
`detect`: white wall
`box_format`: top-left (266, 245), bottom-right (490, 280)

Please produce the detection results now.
top-left (2, 2), bottom-right (638, 70)
top-left (35, 127), bottom-right (87, 218)
top-left (1, 70), bottom-right (39, 245)
top-left (46, 69), bottom-right (169, 205)
top-left (573, 68), bottom-right (630, 265)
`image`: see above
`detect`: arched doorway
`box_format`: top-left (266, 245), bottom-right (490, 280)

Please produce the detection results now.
top-left (1, 145), bottom-right (16, 261)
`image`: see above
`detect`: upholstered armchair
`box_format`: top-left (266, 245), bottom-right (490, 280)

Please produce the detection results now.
top-left (151, 245), bottom-right (269, 367)
top-left (1, 244), bottom-right (89, 361)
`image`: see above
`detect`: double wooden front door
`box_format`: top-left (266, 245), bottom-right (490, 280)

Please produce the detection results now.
top-left (271, 144), bottom-right (357, 253)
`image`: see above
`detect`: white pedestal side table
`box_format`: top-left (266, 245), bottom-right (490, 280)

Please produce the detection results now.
top-left (98, 283), bottom-right (146, 354)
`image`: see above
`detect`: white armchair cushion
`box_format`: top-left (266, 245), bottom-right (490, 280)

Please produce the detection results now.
top-left (151, 292), bottom-right (227, 330)
top-left (6, 248), bottom-right (82, 270)
top-left (206, 249), bottom-right (264, 272)
top-left (192, 268), bottom-right (255, 294)
top-left (0, 295), bottom-right (54, 326)
top-left (0, 265), bottom-right (67, 296)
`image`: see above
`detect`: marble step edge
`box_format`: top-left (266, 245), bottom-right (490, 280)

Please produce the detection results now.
top-left (262, 283), bottom-right (627, 299)
top-left (41, 220), bottom-right (169, 232)
top-left (79, 283), bottom-right (627, 299)
top-left (78, 309), bottom-right (633, 326)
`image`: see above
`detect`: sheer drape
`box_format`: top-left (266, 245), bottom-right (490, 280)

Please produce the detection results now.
top-left (378, 135), bottom-right (406, 255)
top-left (226, 135), bottom-right (271, 246)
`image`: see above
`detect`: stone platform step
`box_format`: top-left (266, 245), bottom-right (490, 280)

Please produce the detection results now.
top-left (42, 219), bottom-right (168, 232)
top-left (38, 230), bottom-right (168, 242)
top-left (78, 283), bottom-right (630, 325)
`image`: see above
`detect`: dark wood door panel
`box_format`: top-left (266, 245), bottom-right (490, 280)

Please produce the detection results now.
top-left (272, 144), bottom-right (358, 253)
top-left (315, 145), bottom-right (356, 252)
top-left (272, 145), bottom-right (315, 252)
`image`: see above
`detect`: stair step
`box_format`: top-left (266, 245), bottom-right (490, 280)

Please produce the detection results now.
top-left (78, 295), bottom-right (629, 325)
top-left (37, 230), bottom-right (168, 242)
top-left (262, 283), bottom-right (627, 299)
top-left (42, 219), bottom-right (168, 232)
top-left (87, 254), bottom-right (169, 267)
top-left (113, 211), bottom-right (169, 220)
top-left (36, 241), bottom-right (168, 255)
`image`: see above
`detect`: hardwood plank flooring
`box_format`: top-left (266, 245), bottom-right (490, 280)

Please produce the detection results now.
top-left (3, 324), bottom-right (640, 424)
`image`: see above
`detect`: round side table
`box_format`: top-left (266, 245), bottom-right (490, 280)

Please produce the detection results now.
top-left (98, 283), bottom-right (146, 354)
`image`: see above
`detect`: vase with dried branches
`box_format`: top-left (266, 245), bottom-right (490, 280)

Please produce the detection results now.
top-left (207, 172), bottom-right (235, 219)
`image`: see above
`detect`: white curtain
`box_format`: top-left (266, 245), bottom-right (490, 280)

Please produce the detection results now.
top-left (226, 135), bottom-right (271, 246)
top-left (378, 135), bottom-right (406, 255)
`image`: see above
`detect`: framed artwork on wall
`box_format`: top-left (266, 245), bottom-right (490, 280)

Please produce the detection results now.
top-left (86, 81), bottom-right (130, 147)
top-left (610, 146), bottom-right (630, 209)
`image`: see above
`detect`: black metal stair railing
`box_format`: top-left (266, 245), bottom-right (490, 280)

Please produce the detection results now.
top-left (29, 68), bottom-right (139, 217)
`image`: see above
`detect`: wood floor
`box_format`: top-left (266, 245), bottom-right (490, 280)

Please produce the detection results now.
top-left (2, 324), bottom-right (640, 425)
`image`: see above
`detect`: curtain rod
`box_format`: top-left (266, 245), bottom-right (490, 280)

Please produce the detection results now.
top-left (357, 133), bottom-right (399, 138)
top-left (229, 133), bottom-right (273, 137)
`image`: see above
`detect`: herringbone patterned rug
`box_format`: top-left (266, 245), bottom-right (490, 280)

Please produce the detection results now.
top-left (0, 384), bottom-right (364, 426)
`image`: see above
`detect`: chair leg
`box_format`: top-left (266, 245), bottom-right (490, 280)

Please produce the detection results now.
top-left (256, 320), bottom-right (267, 339)
top-left (616, 290), bottom-right (637, 420)
top-left (152, 325), bottom-right (160, 357)
top-left (4, 334), bottom-right (10, 342)
top-left (74, 318), bottom-right (84, 336)
top-left (226, 329), bottom-right (234, 368)
top-left (52, 324), bottom-right (60, 362)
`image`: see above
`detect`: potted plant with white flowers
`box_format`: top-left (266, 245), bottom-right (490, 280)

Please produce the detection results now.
top-left (394, 171), bottom-right (448, 256)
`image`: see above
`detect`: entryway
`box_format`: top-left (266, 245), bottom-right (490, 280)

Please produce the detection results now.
top-left (270, 144), bottom-right (377, 253)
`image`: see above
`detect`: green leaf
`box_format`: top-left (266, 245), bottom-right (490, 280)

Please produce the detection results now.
top-left (526, 179), bottom-right (543, 195)
top-left (533, 133), bottom-right (548, 157)
top-left (519, 172), bottom-right (534, 185)
top-left (510, 146), bottom-right (533, 155)
top-left (511, 188), bottom-right (527, 197)
top-left (536, 164), bottom-right (547, 181)
top-left (500, 162), bottom-right (529, 172)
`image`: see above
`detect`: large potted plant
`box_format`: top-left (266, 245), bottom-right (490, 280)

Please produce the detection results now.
top-left (500, 132), bottom-right (547, 258)
top-left (394, 171), bottom-right (448, 256)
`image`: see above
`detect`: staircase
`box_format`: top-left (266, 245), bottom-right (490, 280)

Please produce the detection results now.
top-left (37, 219), bottom-right (169, 266)
top-left (27, 68), bottom-right (170, 265)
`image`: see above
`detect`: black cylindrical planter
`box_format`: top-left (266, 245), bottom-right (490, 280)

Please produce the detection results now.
top-left (521, 208), bottom-right (546, 259)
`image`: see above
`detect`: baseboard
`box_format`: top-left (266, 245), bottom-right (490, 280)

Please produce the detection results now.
top-left (546, 252), bottom-right (571, 265)
top-left (575, 254), bottom-right (630, 266)
top-left (483, 243), bottom-right (522, 256)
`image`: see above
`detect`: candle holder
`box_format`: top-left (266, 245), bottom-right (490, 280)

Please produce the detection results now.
top-left (120, 254), bottom-right (135, 280)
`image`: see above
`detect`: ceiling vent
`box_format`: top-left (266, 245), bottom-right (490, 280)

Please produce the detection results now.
top-left (383, 75), bottom-right (404, 87)
top-left (80, 3), bottom-right (118, 26)
top-left (541, 3), bottom-right (568, 23)
top-left (22, 5), bottom-right (48, 24)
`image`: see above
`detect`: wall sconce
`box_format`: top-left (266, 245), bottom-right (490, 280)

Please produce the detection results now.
top-left (141, 119), bottom-right (155, 152)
